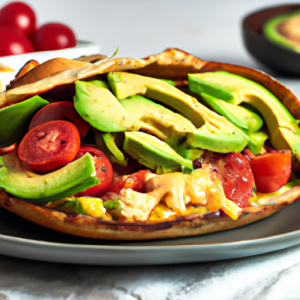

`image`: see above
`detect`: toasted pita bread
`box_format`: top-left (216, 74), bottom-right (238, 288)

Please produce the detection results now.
top-left (0, 48), bottom-right (300, 240)
top-left (1, 187), bottom-right (300, 240)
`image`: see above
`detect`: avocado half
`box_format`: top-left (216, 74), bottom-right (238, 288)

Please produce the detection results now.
top-left (264, 9), bottom-right (300, 52)
top-left (0, 48), bottom-right (300, 241)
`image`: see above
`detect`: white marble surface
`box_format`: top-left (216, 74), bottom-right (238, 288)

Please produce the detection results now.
top-left (1, 0), bottom-right (300, 299)
top-left (1, 246), bottom-right (300, 300)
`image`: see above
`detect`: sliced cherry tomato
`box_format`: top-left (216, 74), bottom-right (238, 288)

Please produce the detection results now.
top-left (18, 120), bottom-right (80, 173)
top-left (108, 170), bottom-right (151, 194)
top-left (249, 150), bottom-right (292, 193)
top-left (0, 25), bottom-right (34, 56)
top-left (202, 151), bottom-right (254, 208)
top-left (75, 146), bottom-right (113, 197)
top-left (33, 23), bottom-right (76, 51)
top-left (29, 102), bottom-right (90, 136)
top-left (0, 143), bottom-right (17, 155)
top-left (0, 2), bottom-right (37, 38)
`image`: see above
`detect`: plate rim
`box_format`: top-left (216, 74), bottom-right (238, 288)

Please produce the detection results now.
top-left (1, 219), bottom-right (300, 250)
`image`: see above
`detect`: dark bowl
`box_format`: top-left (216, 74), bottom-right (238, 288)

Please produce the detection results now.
top-left (242, 4), bottom-right (300, 76)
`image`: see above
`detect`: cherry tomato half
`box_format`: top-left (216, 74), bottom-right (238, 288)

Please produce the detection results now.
top-left (202, 152), bottom-right (254, 208)
top-left (249, 150), bottom-right (292, 193)
top-left (33, 23), bottom-right (76, 51)
top-left (108, 170), bottom-right (151, 194)
top-left (29, 102), bottom-right (90, 137)
top-left (75, 146), bottom-right (113, 197)
top-left (0, 2), bottom-right (37, 38)
top-left (0, 25), bottom-right (34, 56)
top-left (18, 120), bottom-right (80, 173)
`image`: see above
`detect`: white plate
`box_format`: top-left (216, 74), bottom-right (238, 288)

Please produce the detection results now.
top-left (0, 40), bottom-right (101, 89)
top-left (1, 198), bottom-right (300, 265)
top-left (0, 48), bottom-right (299, 265)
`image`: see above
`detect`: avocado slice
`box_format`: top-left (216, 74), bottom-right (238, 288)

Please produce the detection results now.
top-left (0, 95), bottom-right (49, 147)
top-left (196, 92), bottom-right (263, 132)
top-left (263, 10), bottom-right (300, 52)
top-left (107, 72), bottom-right (249, 153)
top-left (74, 81), bottom-right (196, 141)
top-left (0, 152), bottom-right (98, 201)
top-left (74, 81), bottom-right (130, 132)
top-left (247, 131), bottom-right (269, 155)
top-left (28, 177), bottom-right (100, 206)
top-left (94, 130), bottom-right (120, 165)
top-left (188, 71), bottom-right (300, 160)
top-left (119, 95), bottom-right (195, 142)
top-left (123, 131), bottom-right (193, 172)
top-left (89, 79), bottom-right (110, 89)
top-left (102, 132), bottom-right (127, 166)
top-left (176, 148), bottom-right (204, 161)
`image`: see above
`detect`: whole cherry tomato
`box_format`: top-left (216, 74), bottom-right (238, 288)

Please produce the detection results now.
top-left (0, 2), bottom-right (37, 38)
top-left (248, 150), bottom-right (292, 193)
top-left (0, 25), bottom-right (34, 56)
top-left (18, 120), bottom-right (80, 173)
top-left (75, 146), bottom-right (114, 197)
top-left (33, 23), bottom-right (76, 51)
top-left (29, 102), bottom-right (90, 137)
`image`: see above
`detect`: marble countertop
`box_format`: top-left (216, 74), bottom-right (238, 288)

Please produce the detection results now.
top-left (1, 0), bottom-right (300, 298)
top-left (1, 245), bottom-right (300, 300)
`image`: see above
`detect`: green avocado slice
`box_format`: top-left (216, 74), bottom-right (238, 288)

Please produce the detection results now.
top-left (102, 132), bottom-right (127, 167)
top-left (188, 71), bottom-right (300, 161)
top-left (119, 95), bottom-right (195, 141)
top-left (74, 81), bottom-right (196, 141)
top-left (196, 92), bottom-right (263, 133)
top-left (107, 72), bottom-right (249, 153)
top-left (0, 152), bottom-right (98, 200)
top-left (25, 177), bottom-right (100, 206)
top-left (0, 95), bottom-right (49, 147)
top-left (123, 131), bottom-right (193, 172)
top-left (247, 131), bottom-right (269, 155)
top-left (263, 10), bottom-right (300, 52)
top-left (74, 81), bottom-right (130, 132)
top-left (89, 79), bottom-right (110, 89)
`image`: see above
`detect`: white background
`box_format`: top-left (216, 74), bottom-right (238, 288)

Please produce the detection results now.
top-left (1, 0), bottom-right (299, 68)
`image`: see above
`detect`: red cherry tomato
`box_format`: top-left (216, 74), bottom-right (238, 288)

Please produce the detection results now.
top-left (108, 170), bottom-right (151, 194)
top-left (18, 120), bottom-right (80, 173)
top-left (29, 102), bottom-right (90, 137)
top-left (0, 25), bottom-right (34, 56)
top-left (0, 2), bottom-right (37, 38)
top-left (249, 150), bottom-right (292, 193)
top-left (202, 152), bottom-right (254, 208)
top-left (75, 146), bottom-right (113, 197)
top-left (33, 23), bottom-right (76, 51)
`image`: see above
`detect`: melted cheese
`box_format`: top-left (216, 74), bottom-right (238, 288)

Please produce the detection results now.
top-left (48, 169), bottom-right (242, 221)
top-left (145, 167), bottom-right (242, 220)
top-left (148, 202), bottom-right (177, 221)
top-left (119, 188), bottom-right (160, 221)
top-left (49, 197), bottom-right (107, 219)
top-left (79, 197), bottom-right (106, 218)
